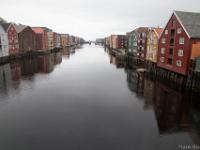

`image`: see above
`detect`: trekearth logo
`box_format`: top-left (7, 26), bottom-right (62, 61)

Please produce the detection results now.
top-left (179, 144), bottom-right (200, 150)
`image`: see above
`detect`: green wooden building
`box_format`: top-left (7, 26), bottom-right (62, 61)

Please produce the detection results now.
top-left (128, 30), bottom-right (138, 57)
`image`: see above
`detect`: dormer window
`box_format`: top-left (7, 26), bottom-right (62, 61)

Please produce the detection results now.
top-left (172, 20), bottom-right (176, 27)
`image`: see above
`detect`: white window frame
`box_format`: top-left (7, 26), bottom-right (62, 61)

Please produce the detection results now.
top-left (178, 49), bottom-right (184, 57)
top-left (177, 28), bottom-right (182, 34)
top-left (162, 38), bottom-right (166, 44)
top-left (176, 60), bottom-right (182, 67)
top-left (161, 48), bottom-right (165, 54)
top-left (160, 57), bottom-right (165, 63)
top-left (179, 37), bottom-right (185, 44)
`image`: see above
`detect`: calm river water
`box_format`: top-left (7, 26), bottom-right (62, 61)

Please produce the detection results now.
top-left (0, 44), bottom-right (200, 150)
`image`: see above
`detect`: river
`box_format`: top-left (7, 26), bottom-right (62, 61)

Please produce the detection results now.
top-left (0, 44), bottom-right (199, 150)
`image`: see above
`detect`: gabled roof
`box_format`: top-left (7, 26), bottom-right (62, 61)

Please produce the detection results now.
top-left (174, 10), bottom-right (200, 38)
top-left (154, 28), bottom-right (164, 38)
top-left (32, 27), bottom-right (44, 34)
top-left (0, 22), bottom-right (11, 31)
top-left (14, 24), bottom-right (27, 33)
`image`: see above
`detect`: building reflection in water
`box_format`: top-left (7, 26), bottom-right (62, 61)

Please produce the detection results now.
top-left (62, 46), bottom-right (80, 59)
top-left (125, 68), bottom-right (200, 145)
top-left (109, 54), bottom-right (125, 69)
top-left (107, 53), bottom-right (200, 145)
top-left (0, 52), bottom-right (63, 98)
top-left (0, 64), bottom-right (12, 99)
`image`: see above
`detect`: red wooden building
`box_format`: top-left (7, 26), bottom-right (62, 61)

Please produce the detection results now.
top-left (32, 27), bottom-right (48, 51)
top-left (117, 35), bottom-right (127, 49)
top-left (157, 11), bottom-right (200, 76)
top-left (1, 23), bottom-right (19, 55)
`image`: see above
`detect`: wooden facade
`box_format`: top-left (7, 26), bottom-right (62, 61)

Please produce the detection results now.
top-left (5, 24), bottom-right (19, 55)
top-left (157, 11), bottom-right (200, 76)
top-left (47, 31), bottom-right (54, 50)
top-left (60, 34), bottom-right (68, 47)
top-left (17, 26), bottom-right (36, 53)
top-left (32, 27), bottom-right (48, 51)
top-left (128, 30), bottom-right (138, 57)
top-left (0, 23), bottom-right (9, 57)
top-left (146, 28), bottom-right (163, 63)
top-left (136, 27), bottom-right (150, 62)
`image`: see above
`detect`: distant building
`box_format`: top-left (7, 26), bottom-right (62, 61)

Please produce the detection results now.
top-left (56, 33), bottom-right (61, 48)
top-left (128, 30), bottom-right (138, 57)
top-left (136, 27), bottom-right (150, 62)
top-left (32, 27), bottom-right (48, 50)
top-left (146, 28), bottom-right (163, 63)
top-left (0, 23), bottom-right (9, 57)
top-left (1, 23), bottom-right (19, 55)
top-left (15, 25), bottom-right (36, 53)
top-left (47, 31), bottom-right (54, 50)
top-left (60, 34), bottom-right (68, 47)
top-left (110, 35), bottom-right (127, 50)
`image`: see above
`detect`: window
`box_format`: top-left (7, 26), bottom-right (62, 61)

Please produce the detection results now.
top-left (176, 60), bottom-right (182, 67)
top-left (160, 57), bottom-right (165, 63)
top-left (172, 20), bottom-right (176, 27)
top-left (165, 30), bottom-right (168, 35)
top-left (179, 38), bottom-right (185, 44)
top-left (162, 38), bottom-right (166, 44)
top-left (171, 29), bottom-right (175, 36)
top-left (168, 58), bottom-right (173, 65)
top-left (178, 49), bottom-right (184, 57)
top-left (161, 48), bottom-right (165, 54)
top-left (142, 33), bottom-right (146, 37)
top-left (141, 53), bottom-right (144, 58)
top-left (177, 28), bottom-right (182, 34)
top-left (169, 48), bottom-right (174, 55)
top-left (170, 38), bottom-right (174, 46)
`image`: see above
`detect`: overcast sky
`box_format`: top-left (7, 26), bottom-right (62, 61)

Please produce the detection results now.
top-left (0, 0), bottom-right (199, 40)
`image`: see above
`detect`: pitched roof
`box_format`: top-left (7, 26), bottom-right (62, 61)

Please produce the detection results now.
top-left (174, 10), bottom-right (200, 38)
top-left (14, 24), bottom-right (27, 33)
top-left (135, 27), bottom-right (151, 33)
top-left (0, 22), bottom-right (11, 31)
top-left (32, 27), bottom-right (44, 34)
top-left (154, 28), bottom-right (163, 38)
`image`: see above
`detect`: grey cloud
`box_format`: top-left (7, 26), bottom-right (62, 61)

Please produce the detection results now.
top-left (0, 0), bottom-right (199, 40)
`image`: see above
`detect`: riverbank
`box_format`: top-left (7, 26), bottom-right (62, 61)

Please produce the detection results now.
top-left (0, 44), bottom-right (80, 65)
top-left (105, 46), bottom-right (200, 92)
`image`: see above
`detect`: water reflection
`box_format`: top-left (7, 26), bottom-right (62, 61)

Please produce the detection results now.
top-left (62, 45), bottom-right (82, 59)
top-left (0, 52), bottom-right (63, 96)
top-left (0, 46), bottom-right (199, 149)
top-left (126, 65), bottom-right (200, 144)
top-left (108, 52), bottom-right (200, 145)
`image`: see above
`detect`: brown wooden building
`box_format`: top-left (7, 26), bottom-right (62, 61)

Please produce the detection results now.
top-left (136, 27), bottom-right (150, 62)
top-left (32, 27), bottom-right (48, 51)
top-left (15, 25), bottom-right (36, 53)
